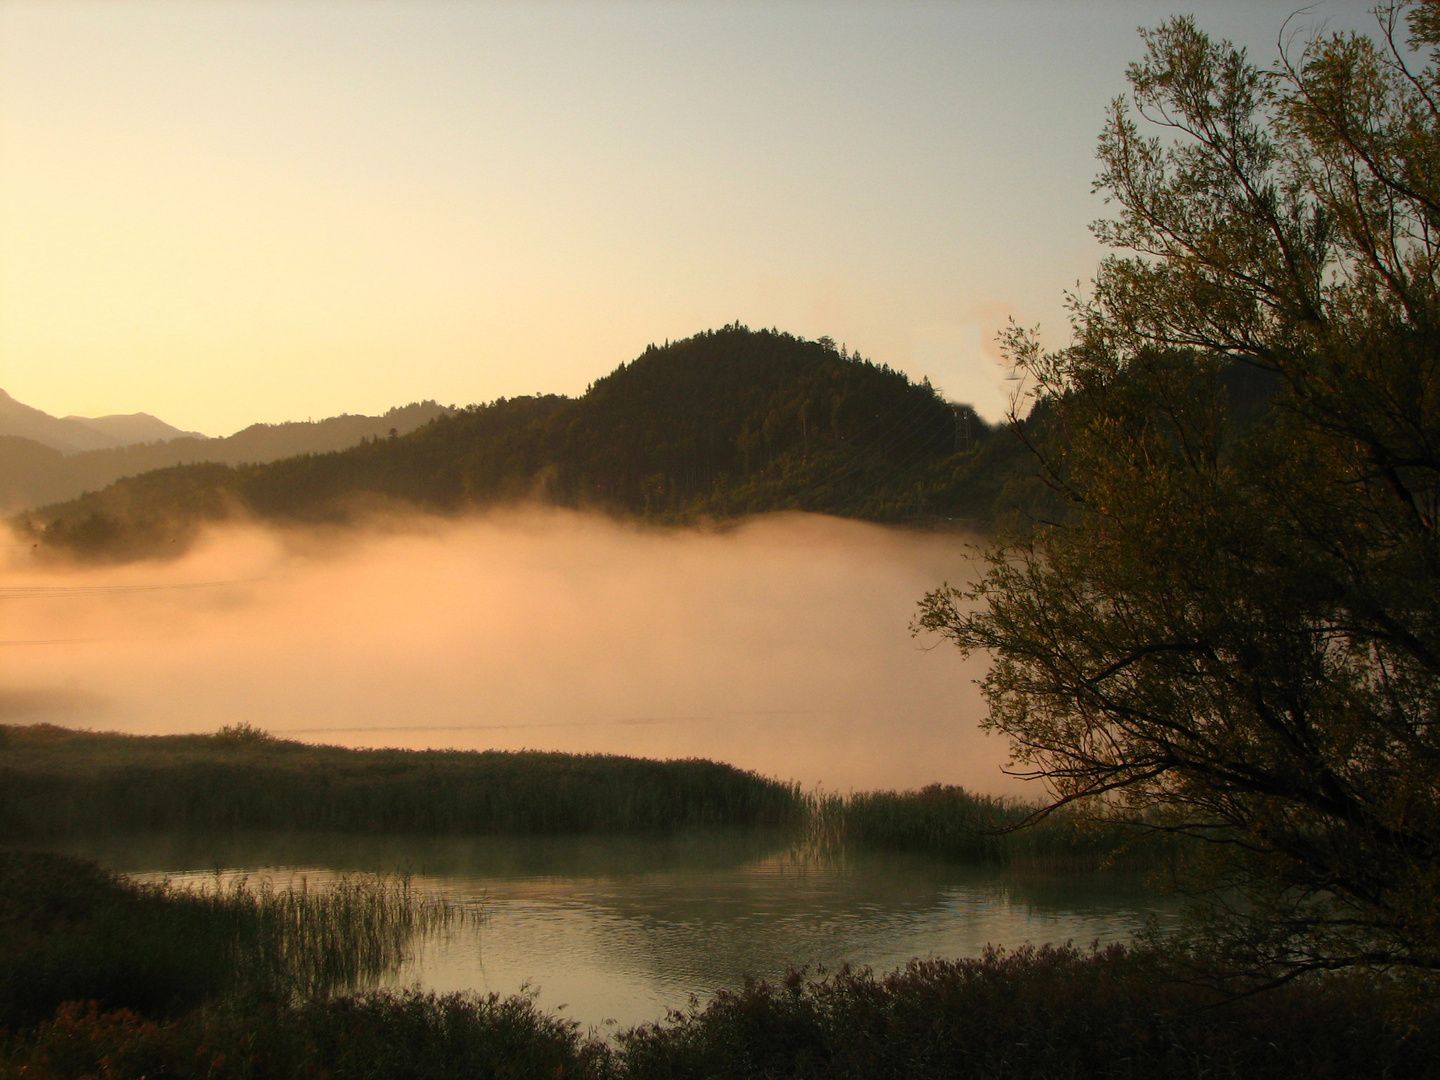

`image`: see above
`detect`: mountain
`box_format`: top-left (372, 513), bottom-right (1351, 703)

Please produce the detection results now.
top-left (0, 390), bottom-right (129, 454)
top-left (0, 401), bottom-right (456, 514)
top-left (20, 327), bottom-right (1049, 560)
top-left (63, 412), bottom-right (207, 445)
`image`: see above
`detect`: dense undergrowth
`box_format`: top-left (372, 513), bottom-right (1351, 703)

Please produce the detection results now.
top-left (11, 967), bottom-right (1437, 1080)
top-left (2, 851), bottom-right (1434, 1080)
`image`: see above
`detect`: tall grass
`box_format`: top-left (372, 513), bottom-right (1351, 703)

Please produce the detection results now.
top-left (1, 725), bottom-right (1176, 870)
top-left (0, 850), bottom-right (464, 1030)
top-left (171, 872), bottom-right (463, 1001)
top-left (0, 724), bottom-right (801, 839)
top-left (804, 784), bottom-right (1172, 871)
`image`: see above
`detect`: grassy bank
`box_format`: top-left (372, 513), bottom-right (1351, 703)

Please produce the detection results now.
top-left (808, 785), bottom-right (1170, 872)
top-left (0, 851), bottom-right (458, 1032)
top-left (0, 724), bottom-right (801, 839)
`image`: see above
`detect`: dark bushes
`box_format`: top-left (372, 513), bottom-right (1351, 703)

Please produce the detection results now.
top-left (6, 946), bottom-right (1435, 1080)
top-left (617, 945), bottom-right (1440, 1080)
top-left (1, 992), bottom-right (609, 1080)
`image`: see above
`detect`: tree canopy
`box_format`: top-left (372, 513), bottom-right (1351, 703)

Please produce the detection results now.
top-left (919, 3), bottom-right (1440, 989)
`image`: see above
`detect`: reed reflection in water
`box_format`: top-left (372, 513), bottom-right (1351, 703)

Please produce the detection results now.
top-left (45, 830), bottom-right (1181, 1030)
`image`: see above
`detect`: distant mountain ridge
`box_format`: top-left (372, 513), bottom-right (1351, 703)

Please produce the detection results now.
top-left (63, 412), bottom-right (207, 446)
top-left (0, 390), bottom-right (206, 454)
top-left (20, 327), bottom-right (1049, 560)
top-left (0, 400), bottom-right (456, 514)
top-left (0, 390), bottom-right (137, 454)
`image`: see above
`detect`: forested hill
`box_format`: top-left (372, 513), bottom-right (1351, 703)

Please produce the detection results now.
top-left (20, 327), bottom-right (1047, 558)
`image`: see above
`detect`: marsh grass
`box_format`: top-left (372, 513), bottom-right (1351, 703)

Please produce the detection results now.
top-left (804, 785), bottom-right (1173, 871)
top-left (0, 851), bottom-right (468, 1031)
top-left (164, 871), bottom-right (466, 1001)
top-left (0, 724), bottom-right (802, 839)
top-left (0, 724), bottom-right (1180, 871)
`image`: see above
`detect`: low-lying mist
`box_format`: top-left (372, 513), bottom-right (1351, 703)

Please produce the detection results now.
top-left (1, 509), bottom-right (1020, 795)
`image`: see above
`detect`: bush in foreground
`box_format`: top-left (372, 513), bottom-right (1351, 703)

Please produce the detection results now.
top-left (1, 992), bottom-right (608, 1080)
top-left (619, 945), bottom-right (1439, 1080)
top-left (6, 947), bottom-right (1437, 1079)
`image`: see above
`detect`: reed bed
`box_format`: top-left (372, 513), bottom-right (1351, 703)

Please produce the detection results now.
top-left (0, 724), bottom-right (1178, 870)
top-left (803, 784), bottom-right (1172, 871)
top-left (0, 724), bottom-right (802, 839)
top-left (0, 850), bottom-right (466, 1031)
top-left (166, 871), bottom-right (464, 1001)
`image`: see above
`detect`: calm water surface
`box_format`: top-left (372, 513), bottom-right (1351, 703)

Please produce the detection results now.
top-left (47, 831), bottom-right (1181, 1030)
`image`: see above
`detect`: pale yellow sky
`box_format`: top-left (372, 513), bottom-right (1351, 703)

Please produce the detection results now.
top-left (0, 0), bottom-right (1369, 435)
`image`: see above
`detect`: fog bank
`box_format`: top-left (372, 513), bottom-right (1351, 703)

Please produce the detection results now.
top-left (1, 510), bottom-right (1018, 794)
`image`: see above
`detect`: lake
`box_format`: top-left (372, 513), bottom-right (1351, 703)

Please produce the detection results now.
top-left (42, 830), bottom-right (1180, 1031)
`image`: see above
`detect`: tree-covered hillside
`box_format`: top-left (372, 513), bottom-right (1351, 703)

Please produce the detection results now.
top-left (19, 327), bottom-right (1048, 558)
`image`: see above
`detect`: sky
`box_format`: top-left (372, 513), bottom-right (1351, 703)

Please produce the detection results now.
top-left (0, 0), bottom-right (1375, 436)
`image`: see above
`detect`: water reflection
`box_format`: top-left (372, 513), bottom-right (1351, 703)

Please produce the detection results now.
top-left (39, 831), bottom-right (1180, 1029)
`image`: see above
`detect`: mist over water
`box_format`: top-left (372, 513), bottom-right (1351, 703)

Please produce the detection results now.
top-left (1, 509), bottom-right (1018, 794)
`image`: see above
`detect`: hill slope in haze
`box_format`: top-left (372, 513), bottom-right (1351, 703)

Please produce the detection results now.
top-left (19, 327), bottom-right (1049, 559)
top-left (0, 390), bottom-right (145, 455)
top-left (62, 412), bottom-right (208, 446)
top-left (0, 401), bottom-right (456, 515)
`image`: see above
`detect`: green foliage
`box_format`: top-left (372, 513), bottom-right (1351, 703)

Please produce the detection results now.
top-left (20, 328), bottom-right (1045, 559)
top-left (0, 724), bottom-right (802, 838)
top-left (919, 4), bottom-right (1440, 988)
